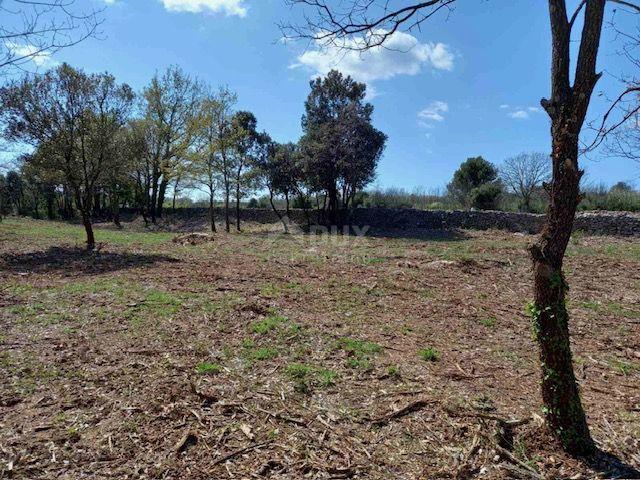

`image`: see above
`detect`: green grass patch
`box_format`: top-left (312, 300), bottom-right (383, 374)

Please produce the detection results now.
top-left (196, 362), bottom-right (222, 375)
top-left (358, 256), bottom-right (386, 266)
top-left (125, 289), bottom-right (183, 326)
top-left (241, 339), bottom-right (279, 362)
top-left (284, 362), bottom-right (338, 393)
top-left (251, 314), bottom-right (287, 334)
top-left (336, 337), bottom-right (383, 370)
top-left (609, 358), bottom-right (639, 376)
top-left (419, 347), bottom-right (440, 362)
top-left (480, 317), bottom-right (496, 328)
top-left (0, 218), bottom-right (172, 246)
top-left (581, 300), bottom-right (639, 319)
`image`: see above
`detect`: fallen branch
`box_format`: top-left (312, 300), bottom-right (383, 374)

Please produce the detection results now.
top-left (255, 406), bottom-right (307, 426)
top-left (212, 440), bottom-right (272, 465)
top-left (370, 399), bottom-right (436, 425)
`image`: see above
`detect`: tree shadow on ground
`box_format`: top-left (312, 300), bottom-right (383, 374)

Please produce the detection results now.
top-left (0, 246), bottom-right (180, 275)
top-left (585, 450), bottom-right (640, 479)
top-left (253, 225), bottom-right (471, 243)
top-left (360, 227), bottom-right (470, 242)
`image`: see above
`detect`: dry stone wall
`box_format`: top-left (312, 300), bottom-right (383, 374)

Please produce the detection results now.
top-left (122, 207), bottom-right (640, 236)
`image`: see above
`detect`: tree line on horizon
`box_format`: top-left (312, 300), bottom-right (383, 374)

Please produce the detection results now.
top-left (0, 66), bottom-right (386, 247)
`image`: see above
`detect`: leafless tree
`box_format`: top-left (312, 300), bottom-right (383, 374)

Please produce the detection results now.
top-left (283, 0), bottom-right (640, 455)
top-left (0, 0), bottom-right (102, 73)
top-left (592, 10), bottom-right (640, 163)
top-left (501, 152), bottom-right (551, 212)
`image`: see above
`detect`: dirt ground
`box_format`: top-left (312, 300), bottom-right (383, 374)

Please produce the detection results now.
top-left (0, 217), bottom-right (639, 479)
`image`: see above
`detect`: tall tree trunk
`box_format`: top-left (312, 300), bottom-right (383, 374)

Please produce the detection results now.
top-left (269, 190), bottom-right (288, 233)
top-left (530, 115), bottom-right (593, 456)
top-left (300, 193), bottom-right (311, 229)
top-left (157, 178), bottom-right (168, 219)
top-left (235, 181), bottom-right (241, 232)
top-left (327, 186), bottom-right (338, 226)
top-left (285, 192), bottom-right (290, 218)
top-left (111, 193), bottom-right (122, 228)
top-left (113, 207), bottom-right (121, 229)
top-left (224, 182), bottom-right (230, 233)
top-left (46, 190), bottom-right (55, 220)
top-left (528, 0), bottom-right (605, 455)
top-left (150, 169), bottom-right (159, 224)
top-left (209, 191), bottom-right (217, 233)
top-left (81, 211), bottom-right (95, 250)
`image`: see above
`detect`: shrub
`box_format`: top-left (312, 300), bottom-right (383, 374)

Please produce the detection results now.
top-left (470, 183), bottom-right (503, 210)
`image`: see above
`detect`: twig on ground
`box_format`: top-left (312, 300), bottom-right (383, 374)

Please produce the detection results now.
top-left (212, 440), bottom-right (272, 465)
top-left (370, 399), bottom-right (437, 425)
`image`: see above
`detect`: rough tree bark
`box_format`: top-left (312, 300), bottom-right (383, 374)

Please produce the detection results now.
top-left (269, 189), bottom-right (289, 233)
top-left (209, 191), bottom-right (217, 233)
top-left (235, 181), bottom-right (242, 232)
top-left (224, 182), bottom-right (231, 233)
top-left (157, 178), bottom-right (168, 219)
top-left (150, 166), bottom-right (159, 223)
top-left (527, 0), bottom-right (606, 455)
top-left (81, 212), bottom-right (96, 250)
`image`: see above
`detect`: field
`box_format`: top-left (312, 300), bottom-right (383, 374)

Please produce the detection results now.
top-left (1, 217), bottom-right (639, 479)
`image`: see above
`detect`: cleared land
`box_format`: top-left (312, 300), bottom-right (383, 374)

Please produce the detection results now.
top-left (0, 217), bottom-right (639, 479)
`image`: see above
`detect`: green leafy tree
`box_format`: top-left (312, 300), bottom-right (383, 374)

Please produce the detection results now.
top-left (189, 88), bottom-right (237, 232)
top-left (141, 65), bottom-right (202, 222)
top-left (0, 63), bottom-right (134, 249)
top-left (610, 181), bottom-right (633, 192)
top-left (299, 70), bottom-right (386, 224)
top-left (4, 170), bottom-right (23, 214)
top-left (447, 156), bottom-right (499, 207)
top-left (469, 183), bottom-right (503, 210)
top-left (258, 141), bottom-right (301, 232)
top-left (230, 110), bottom-right (262, 232)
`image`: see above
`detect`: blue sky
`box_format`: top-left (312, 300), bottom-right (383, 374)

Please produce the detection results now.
top-left (5, 0), bottom-right (640, 190)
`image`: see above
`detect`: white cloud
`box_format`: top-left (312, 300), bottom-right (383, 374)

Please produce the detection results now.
top-left (502, 104), bottom-right (543, 120)
top-left (5, 42), bottom-right (58, 67)
top-left (508, 110), bottom-right (529, 119)
top-left (295, 30), bottom-right (454, 86)
top-left (418, 101), bottom-right (449, 123)
top-left (160, 0), bottom-right (247, 16)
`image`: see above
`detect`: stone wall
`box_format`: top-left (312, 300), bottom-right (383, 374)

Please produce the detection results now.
top-left (122, 207), bottom-right (640, 236)
top-left (348, 209), bottom-right (640, 236)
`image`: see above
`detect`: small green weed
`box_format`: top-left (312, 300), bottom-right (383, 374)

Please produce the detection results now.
top-left (336, 337), bottom-right (383, 370)
top-left (247, 346), bottom-right (279, 362)
top-left (284, 362), bottom-right (338, 392)
top-left (386, 365), bottom-right (400, 377)
top-left (196, 362), bottom-right (222, 375)
top-left (419, 347), bottom-right (440, 362)
top-left (480, 317), bottom-right (496, 328)
top-left (251, 314), bottom-right (287, 334)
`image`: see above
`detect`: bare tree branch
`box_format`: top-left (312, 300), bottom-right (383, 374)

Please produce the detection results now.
top-left (0, 0), bottom-right (103, 74)
top-left (280, 0), bottom-right (456, 49)
top-left (608, 0), bottom-right (640, 12)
